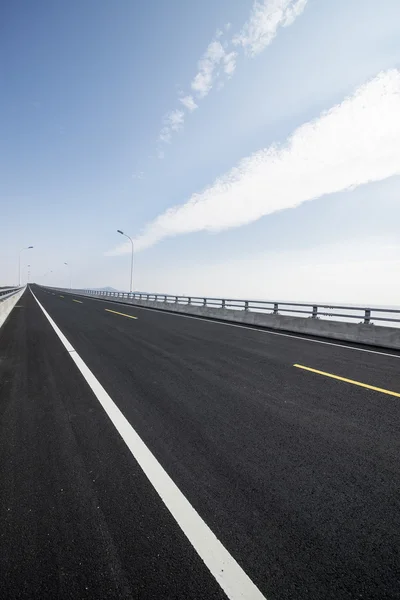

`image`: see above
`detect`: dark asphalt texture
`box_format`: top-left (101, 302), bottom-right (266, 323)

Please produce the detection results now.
top-left (1, 285), bottom-right (400, 599)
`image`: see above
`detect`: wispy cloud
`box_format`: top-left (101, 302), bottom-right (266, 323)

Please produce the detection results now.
top-left (109, 69), bottom-right (400, 255)
top-left (167, 109), bottom-right (185, 130)
top-left (158, 109), bottom-right (185, 144)
top-left (223, 51), bottom-right (237, 76)
top-left (191, 39), bottom-right (227, 98)
top-left (234, 0), bottom-right (308, 56)
top-left (180, 95), bottom-right (198, 112)
top-left (157, 0), bottom-right (307, 151)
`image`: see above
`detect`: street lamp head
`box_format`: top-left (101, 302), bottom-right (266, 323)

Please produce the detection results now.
top-left (64, 262), bottom-right (68, 265)
top-left (117, 229), bottom-right (124, 235)
top-left (28, 246), bottom-right (33, 249)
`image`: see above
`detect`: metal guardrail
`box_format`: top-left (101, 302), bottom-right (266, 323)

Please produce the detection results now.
top-left (57, 288), bottom-right (400, 326)
top-left (0, 287), bottom-right (23, 301)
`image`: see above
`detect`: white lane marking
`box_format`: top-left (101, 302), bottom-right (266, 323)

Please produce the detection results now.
top-left (58, 291), bottom-right (400, 361)
top-left (31, 289), bottom-right (267, 600)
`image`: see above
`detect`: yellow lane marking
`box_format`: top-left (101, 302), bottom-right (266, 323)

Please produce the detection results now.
top-left (294, 364), bottom-right (400, 398)
top-left (105, 308), bottom-right (137, 320)
top-left (73, 299), bottom-right (82, 303)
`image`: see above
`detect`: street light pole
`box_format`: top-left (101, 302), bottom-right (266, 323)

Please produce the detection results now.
top-left (117, 230), bottom-right (134, 293)
top-left (64, 263), bottom-right (71, 289)
top-left (19, 246), bottom-right (33, 286)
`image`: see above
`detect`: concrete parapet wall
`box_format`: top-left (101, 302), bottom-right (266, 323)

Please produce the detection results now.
top-left (76, 292), bottom-right (400, 351)
top-left (0, 287), bottom-right (25, 330)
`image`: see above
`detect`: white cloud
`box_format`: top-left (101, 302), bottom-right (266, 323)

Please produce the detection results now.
top-left (157, 0), bottom-right (306, 150)
top-left (165, 109), bottom-right (185, 131)
top-left (234, 0), bottom-right (308, 56)
top-left (159, 127), bottom-right (171, 144)
top-left (191, 40), bottom-right (227, 98)
top-left (223, 51), bottom-right (237, 76)
top-left (180, 95), bottom-right (198, 112)
top-left (158, 33), bottom-right (228, 147)
top-left (158, 109), bottom-right (185, 145)
top-left (282, 0), bottom-right (308, 27)
top-left (108, 69), bottom-right (400, 254)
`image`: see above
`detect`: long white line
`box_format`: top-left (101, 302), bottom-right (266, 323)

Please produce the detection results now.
top-left (54, 290), bottom-right (400, 361)
top-left (31, 289), bottom-right (267, 600)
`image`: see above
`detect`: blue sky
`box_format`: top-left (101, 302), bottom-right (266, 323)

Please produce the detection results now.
top-left (1, 0), bottom-right (400, 304)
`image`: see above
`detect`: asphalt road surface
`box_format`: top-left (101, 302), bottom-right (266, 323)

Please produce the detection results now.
top-left (1, 285), bottom-right (400, 599)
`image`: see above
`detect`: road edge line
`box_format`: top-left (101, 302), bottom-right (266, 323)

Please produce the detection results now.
top-left (30, 288), bottom-right (267, 600)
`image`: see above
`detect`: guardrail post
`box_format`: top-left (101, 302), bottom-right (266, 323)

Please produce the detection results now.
top-left (244, 301), bottom-right (249, 311)
top-left (221, 299), bottom-right (226, 309)
top-left (273, 303), bottom-right (279, 315)
top-left (364, 309), bottom-right (371, 325)
top-left (312, 305), bottom-right (318, 319)
top-left (203, 298), bottom-right (207, 306)
top-left (164, 295), bottom-right (167, 302)
top-left (175, 296), bottom-right (178, 303)
top-left (188, 297), bottom-right (191, 305)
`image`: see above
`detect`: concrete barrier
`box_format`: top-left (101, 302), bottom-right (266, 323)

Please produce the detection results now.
top-left (0, 287), bottom-right (26, 330)
top-left (66, 291), bottom-right (400, 351)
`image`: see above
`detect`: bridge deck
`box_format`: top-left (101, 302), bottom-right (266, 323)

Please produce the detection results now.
top-left (1, 285), bottom-right (400, 599)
